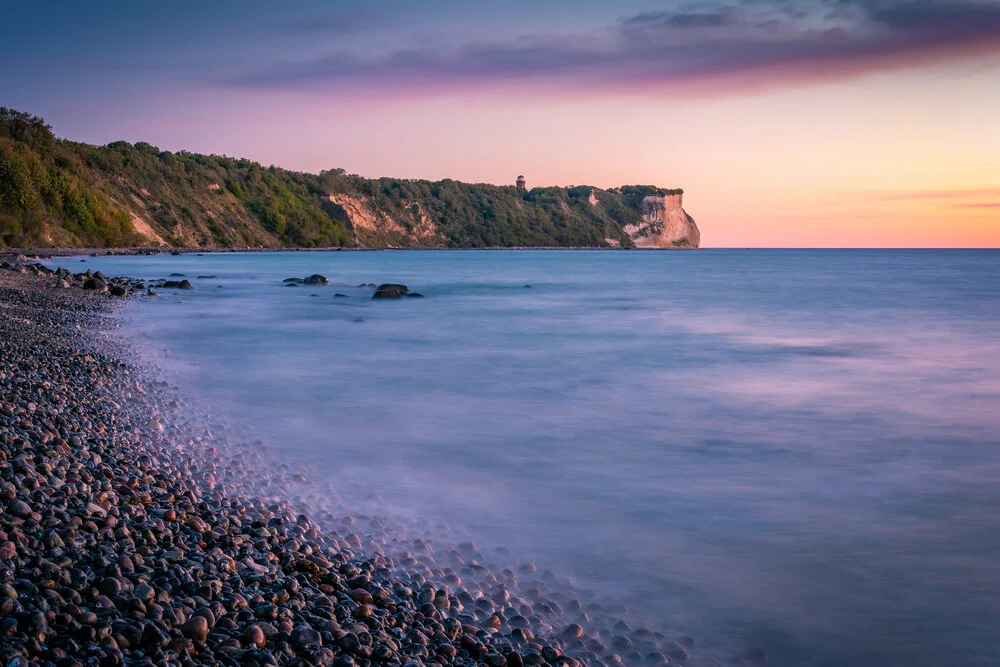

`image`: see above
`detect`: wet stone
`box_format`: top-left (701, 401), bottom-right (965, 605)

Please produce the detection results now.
top-left (182, 615), bottom-right (209, 642)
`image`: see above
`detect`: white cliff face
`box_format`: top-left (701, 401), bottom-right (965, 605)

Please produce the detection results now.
top-left (622, 194), bottom-right (700, 248)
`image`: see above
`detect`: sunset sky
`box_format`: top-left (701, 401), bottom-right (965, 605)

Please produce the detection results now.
top-left (3, 0), bottom-right (999, 247)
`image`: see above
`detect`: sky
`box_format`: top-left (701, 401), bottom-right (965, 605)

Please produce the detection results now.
top-left (2, 0), bottom-right (999, 247)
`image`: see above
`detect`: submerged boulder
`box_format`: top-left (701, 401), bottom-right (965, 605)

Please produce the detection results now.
top-left (372, 283), bottom-right (409, 299)
top-left (304, 274), bottom-right (329, 285)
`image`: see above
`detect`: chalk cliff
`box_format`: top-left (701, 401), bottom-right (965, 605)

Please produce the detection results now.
top-left (622, 194), bottom-right (700, 248)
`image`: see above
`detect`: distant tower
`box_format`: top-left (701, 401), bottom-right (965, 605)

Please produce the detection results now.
top-left (516, 175), bottom-right (526, 190)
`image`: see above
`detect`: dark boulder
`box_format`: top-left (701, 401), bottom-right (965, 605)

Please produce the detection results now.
top-left (406, 293), bottom-right (424, 298)
top-left (373, 283), bottom-right (410, 299)
top-left (109, 285), bottom-right (128, 297)
top-left (372, 288), bottom-right (402, 299)
top-left (304, 274), bottom-right (330, 285)
top-left (334, 293), bottom-right (348, 298)
top-left (283, 278), bottom-right (305, 284)
top-left (196, 275), bottom-right (217, 279)
top-left (169, 273), bottom-right (186, 277)
top-left (83, 278), bottom-right (108, 292)
top-left (178, 280), bottom-right (193, 290)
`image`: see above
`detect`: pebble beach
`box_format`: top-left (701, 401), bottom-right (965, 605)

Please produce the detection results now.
top-left (0, 258), bottom-right (708, 667)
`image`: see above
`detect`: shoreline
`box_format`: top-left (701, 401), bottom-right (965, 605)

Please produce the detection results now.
top-left (0, 246), bottom-right (699, 263)
top-left (0, 262), bottom-right (703, 667)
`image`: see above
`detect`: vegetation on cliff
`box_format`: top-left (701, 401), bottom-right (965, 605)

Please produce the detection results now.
top-left (1, 108), bottom-right (685, 249)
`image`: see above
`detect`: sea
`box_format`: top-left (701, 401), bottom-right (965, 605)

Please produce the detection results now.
top-left (53, 249), bottom-right (1000, 666)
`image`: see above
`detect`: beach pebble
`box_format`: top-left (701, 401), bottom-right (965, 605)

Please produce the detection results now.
top-left (183, 615), bottom-right (210, 642)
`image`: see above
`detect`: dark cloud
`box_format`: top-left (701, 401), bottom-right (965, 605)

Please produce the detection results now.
top-left (624, 8), bottom-right (738, 28)
top-left (229, 0), bottom-right (1000, 95)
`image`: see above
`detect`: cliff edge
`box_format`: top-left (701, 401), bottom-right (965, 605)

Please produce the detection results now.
top-left (622, 194), bottom-right (700, 248)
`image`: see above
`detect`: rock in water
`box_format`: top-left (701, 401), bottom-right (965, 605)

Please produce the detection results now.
top-left (373, 283), bottom-right (409, 299)
top-left (304, 274), bottom-right (330, 285)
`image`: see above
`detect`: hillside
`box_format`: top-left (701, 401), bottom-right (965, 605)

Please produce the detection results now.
top-left (0, 108), bottom-right (699, 249)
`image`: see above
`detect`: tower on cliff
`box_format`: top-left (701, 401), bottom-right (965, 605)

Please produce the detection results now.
top-left (516, 175), bottom-right (526, 190)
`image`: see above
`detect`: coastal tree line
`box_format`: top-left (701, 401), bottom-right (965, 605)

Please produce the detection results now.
top-left (1, 108), bottom-right (682, 249)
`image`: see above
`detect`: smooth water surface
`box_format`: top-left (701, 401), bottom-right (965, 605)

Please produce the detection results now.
top-left (60, 249), bottom-right (1000, 666)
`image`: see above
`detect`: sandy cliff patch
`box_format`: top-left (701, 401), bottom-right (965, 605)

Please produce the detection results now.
top-left (128, 211), bottom-right (168, 246)
top-left (328, 194), bottom-right (442, 247)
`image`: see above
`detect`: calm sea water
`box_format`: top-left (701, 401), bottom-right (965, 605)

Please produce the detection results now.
top-left (57, 249), bottom-right (1000, 666)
